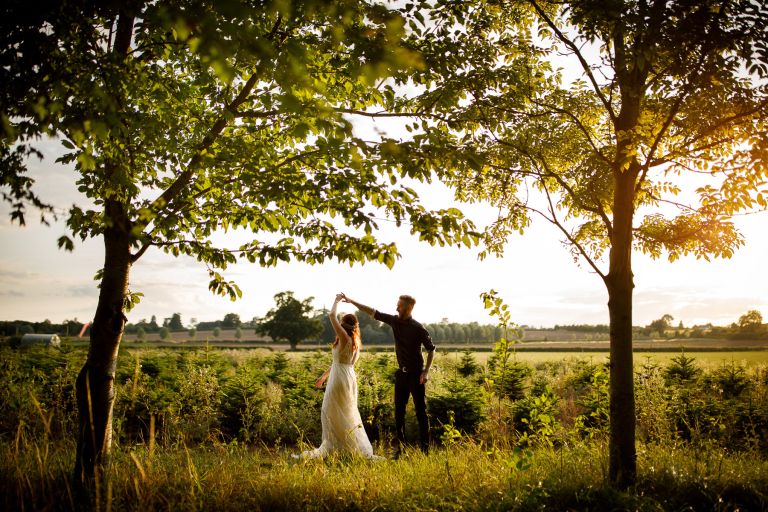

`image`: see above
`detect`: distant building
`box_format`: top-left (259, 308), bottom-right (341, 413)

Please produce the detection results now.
top-left (20, 334), bottom-right (61, 348)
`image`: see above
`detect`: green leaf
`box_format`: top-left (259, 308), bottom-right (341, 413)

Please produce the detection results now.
top-left (57, 235), bottom-right (75, 252)
top-left (76, 153), bottom-right (96, 171)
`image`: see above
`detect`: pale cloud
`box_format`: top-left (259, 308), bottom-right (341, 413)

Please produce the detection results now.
top-left (0, 267), bottom-right (40, 280)
top-left (63, 284), bottom-right (99, 298)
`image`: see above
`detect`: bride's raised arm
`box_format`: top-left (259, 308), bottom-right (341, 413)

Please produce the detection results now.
top-left (329, 294), bottom-right (352, 347)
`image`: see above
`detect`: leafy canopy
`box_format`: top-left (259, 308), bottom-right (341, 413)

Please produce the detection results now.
top-left (392, 0), bottom-right (768, 270)
top-left (1, 0), bottom-right (480, 301)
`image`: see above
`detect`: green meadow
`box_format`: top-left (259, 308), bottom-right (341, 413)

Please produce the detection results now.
top-left (2, 344), bottom-right (767, 510)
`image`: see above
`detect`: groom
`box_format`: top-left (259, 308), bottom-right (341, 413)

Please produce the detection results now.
top-left (342, 293), bottom-right (435, 456)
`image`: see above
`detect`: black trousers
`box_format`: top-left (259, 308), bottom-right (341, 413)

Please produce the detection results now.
top-left (394, 368), bottom-right (429, 452)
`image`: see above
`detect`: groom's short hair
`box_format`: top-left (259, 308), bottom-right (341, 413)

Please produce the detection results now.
top-left (399, 295), bottom-right (416, 307)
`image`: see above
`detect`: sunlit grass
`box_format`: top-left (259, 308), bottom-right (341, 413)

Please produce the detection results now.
top-left (2, 439), bottom-right (766, 511)
top-left (3, 345), bottom-right (766, 510)
top-left (435, 349), bottom-right (768, 367)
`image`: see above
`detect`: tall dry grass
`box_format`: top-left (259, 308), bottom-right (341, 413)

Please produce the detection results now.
top-left (2, 437), bottom-right (767, 511)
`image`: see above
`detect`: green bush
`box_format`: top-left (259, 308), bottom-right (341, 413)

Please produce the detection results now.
top-left (457, 350), bottom-right (481, 378)
top-left (175, 365), bottom-right (222, 443)
top-left (574, 365), bottom-right (610, 439)
top-left (635, 362), bottom-right (675, 444)
top-left (356, 359), bottom-right (395, 443)
top-left (663, 352), bottom-right (701, 386)
top-left (1, 347), bottom-right (766, 457)
top-left (219, 364), bottom-right (266, 442)
top-left (565, 359), bottom-right (608, 392)
top-left (267, 352), bottom-right (290, 383)
top-left (428, 376), bottom-right (487, 442)
top-left (486, 356), bottom-right (532, 401)
top-left (114, 355), bottom-right (180, 445)
top-left (511, 384), bottom-right (560, 447)
top-left (705, 362), bottom-right (751, 399)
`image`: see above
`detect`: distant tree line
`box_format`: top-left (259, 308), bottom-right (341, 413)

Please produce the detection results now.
top-left (424, 322), bottom-right (502, 344)
top-left (123, 312), bottom-right (249, 335)
top-left (0, 319), bottom-right (84, 337)
top-left (552, 324), bottom-right (611, 333)
top-left (3, 307), bottom-right (765, 343)
top-left (638, 311), bottom-right (768, 340)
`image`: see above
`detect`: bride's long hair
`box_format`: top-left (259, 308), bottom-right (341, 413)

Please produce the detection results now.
top-left (333, 313), bottom-right (361, 352)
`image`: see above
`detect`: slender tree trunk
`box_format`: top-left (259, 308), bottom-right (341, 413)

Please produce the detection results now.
top-left (72, 11), bottom-right (135, 485)
top-left (73, 199), bottom-right (132, 482)
top-left (605, 27), bottom-right (648, 480)
top-left (606, 167), bottom-right (638, 488)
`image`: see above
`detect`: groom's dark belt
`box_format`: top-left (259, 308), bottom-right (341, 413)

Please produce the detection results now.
top-left (397, 366), bottom-right (422, 373)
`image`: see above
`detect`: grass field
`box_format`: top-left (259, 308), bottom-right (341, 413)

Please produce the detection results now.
top-left (438, 350), bottom-right (768, 368)
top-left (3, 440), bottom-right (767, 511)
top-left (181, 346), bottom-right (768, 368)
top-left (3, 343), bottom-right (767, 510)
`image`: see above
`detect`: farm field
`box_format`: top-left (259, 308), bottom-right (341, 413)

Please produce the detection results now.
top-left (104, 340), bottom-right (768, 368)
top-left (438, 349), bottom-right (768, 368)
top-left (217, 347), bottom-right (768, 368)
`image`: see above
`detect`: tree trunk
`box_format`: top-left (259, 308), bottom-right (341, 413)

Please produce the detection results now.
top-left (73, 11), bottom-right (135, 485)
top-left (73, 199), bottom-right (132, 483)
top-left (606, 168), bottom-right (638, 488)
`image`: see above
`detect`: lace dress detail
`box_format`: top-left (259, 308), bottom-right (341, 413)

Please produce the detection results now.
top-left (301, 342), bottom-right (376, 458)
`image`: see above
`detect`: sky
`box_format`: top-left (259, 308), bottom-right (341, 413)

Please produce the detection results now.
top-left (1, 137), bottom-right (766, 329)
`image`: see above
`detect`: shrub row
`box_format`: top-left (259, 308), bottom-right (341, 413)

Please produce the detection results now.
top-left (1, 347), bottom-right (766, 454)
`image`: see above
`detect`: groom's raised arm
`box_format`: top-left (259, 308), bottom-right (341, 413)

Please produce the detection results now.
top-left (343, 295), bottom-right (375, 317)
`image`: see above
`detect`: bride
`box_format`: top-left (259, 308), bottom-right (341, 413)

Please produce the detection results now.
top-left (299, 293), bottom-right (378, 459)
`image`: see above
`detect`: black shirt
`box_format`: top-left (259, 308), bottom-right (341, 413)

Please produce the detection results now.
top-left (374, 310), bottom-right (435, 371)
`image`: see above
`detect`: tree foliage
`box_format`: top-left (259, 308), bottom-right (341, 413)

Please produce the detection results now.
top-left (738, 309), bottom-right (764, 332)
top-left (397, 0), bottom-right (767, 265)
top-left (1, 0), bottom-right (480, 299)
top-left (395, 0), bottom-right (768, 487)
top-left (165, 313), bottom-right (184, 331)
top-left (255, 291), bottom-right (321, 349)
top-left (221, 313), bottom-right (242, 329)
top-left (648, 314), bottom-right (674, 335)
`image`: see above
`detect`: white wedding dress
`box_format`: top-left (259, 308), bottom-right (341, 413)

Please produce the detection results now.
top-left (301, 342), bottom-right (378, 459)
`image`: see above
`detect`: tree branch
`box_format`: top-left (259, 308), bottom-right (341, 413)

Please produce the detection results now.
top-left (234, 109), bottom-right (281, 118)
top-left (336, 107), bottom-right (427, 118)
top-left (130, 240), bottom-right (154, 263)
top-left (143, 73), bottom-right (260, 220)
top-left (487, 131), bottom-right (614, 234)
top-left (113, 9), bottom-right (135, 57)
top-left (531, 99), bottom-right (611, 164)
top-left (528, 0), bottom-right (617, 123)
top-left (140, 13), bottom-right (290, 228)
top-left (538, 185), bottom-right (607, 281)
